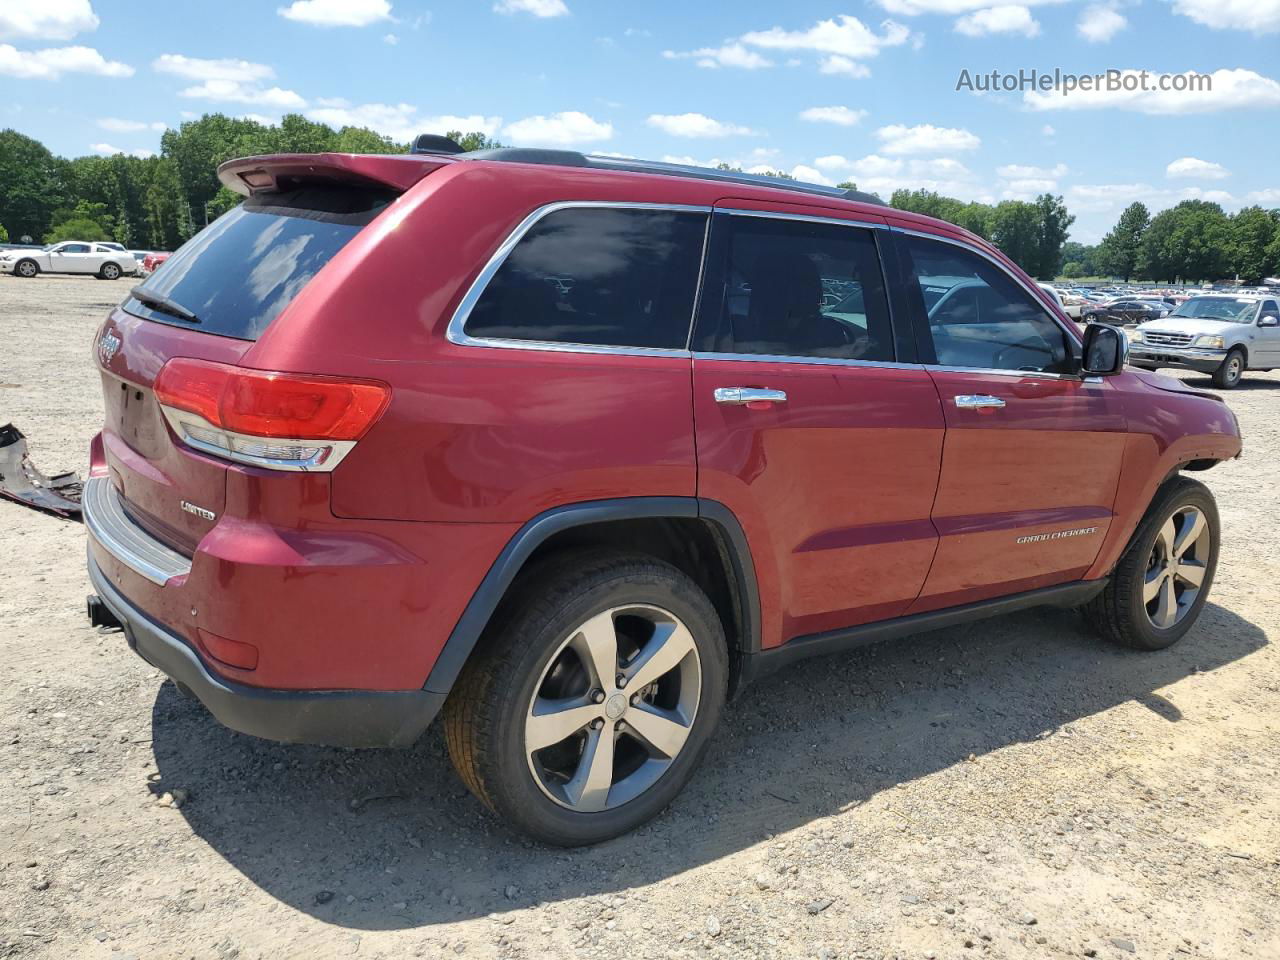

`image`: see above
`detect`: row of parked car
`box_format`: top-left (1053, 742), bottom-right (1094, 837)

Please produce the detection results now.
top-left (1036, 282), bottom-right (1280, 388)
top-left (0, 241), bottom-right (169, 280)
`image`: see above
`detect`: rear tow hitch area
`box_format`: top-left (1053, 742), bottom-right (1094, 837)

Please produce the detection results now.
top-left (0, 423), bottom-right (83, 518)
top-left (86, 594), bottom-right (122, 630)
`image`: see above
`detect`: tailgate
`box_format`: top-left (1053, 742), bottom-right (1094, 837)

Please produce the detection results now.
top-left (96, 310), bottom-right (250, 553)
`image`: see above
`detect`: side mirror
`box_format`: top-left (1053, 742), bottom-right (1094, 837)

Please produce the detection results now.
top-left (1080, 323), bottom-right (1127, 376)
top-left (1259, 315), bottom-right (1279, 327)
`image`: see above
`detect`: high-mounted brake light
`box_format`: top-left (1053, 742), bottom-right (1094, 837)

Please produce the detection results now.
top-left (154, 358), bottom-right (390, 471)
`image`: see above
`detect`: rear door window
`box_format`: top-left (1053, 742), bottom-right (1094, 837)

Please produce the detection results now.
top-left (692, 213), bottom-right (895, 362)
top-left (126, 185), bottom-right (395, 341)
top-left (462, 206), bottom-right (708, 350)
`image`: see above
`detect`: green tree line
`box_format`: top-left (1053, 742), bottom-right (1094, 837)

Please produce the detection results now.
top-left (887, 189), bottom-right (1075, 280)
top-left (0, 114), bottom-right (499, 251)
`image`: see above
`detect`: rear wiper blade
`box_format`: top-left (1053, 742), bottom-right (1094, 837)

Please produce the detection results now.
top-left (129, 286), bottom-right (200, 324)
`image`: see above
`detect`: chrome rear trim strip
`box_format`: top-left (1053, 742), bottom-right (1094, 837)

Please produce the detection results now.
top-left (82, 476), bottom-right (192, 585)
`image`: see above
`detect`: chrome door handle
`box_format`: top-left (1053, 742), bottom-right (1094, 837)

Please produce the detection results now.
top-left (714, 387), bottom-right (788, 406)
top-left (954, 394), bottom-right (1006, 410)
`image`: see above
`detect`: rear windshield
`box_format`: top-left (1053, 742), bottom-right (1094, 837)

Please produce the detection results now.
top-left (124, 185), bottom-right (395, 340)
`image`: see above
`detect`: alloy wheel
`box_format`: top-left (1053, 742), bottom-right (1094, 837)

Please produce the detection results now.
top-left (524, 604), bottom-right (701, 813)
top-left (1144, 505), bottom-right (1211, 629)
top-left (17, 262), bottom-right (36, 278)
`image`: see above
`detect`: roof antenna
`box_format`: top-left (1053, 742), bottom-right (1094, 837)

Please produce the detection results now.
top-left (410, 134), bottom-right (465, 155)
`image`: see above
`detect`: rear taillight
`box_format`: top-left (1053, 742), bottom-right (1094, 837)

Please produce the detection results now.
top-left (154, 357), bottom-right (390, 472)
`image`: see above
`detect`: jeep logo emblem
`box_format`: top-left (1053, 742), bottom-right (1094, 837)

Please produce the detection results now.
top-left (98, 330), bottom-right (121, 364)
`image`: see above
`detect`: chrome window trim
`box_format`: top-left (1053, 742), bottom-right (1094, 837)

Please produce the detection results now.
top-left (692, 350), bottom-right (923, 371)
top-left (447, 200), bottom-right (712, 358)
top-left (716, 207), bottom-right (887, 232)
top-left (924, 363), bottom-right (1104, 384)
top-left (889, 225), bottom-right (1085, 351)
top-left (82, 476), bottom-right (193, 585)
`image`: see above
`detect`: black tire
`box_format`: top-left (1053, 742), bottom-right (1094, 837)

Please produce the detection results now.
top-left (14, 259), bottom-right (38, 278)
top-left (1212, 348), bottom-right (1245, 389)
top-left (443, 549), bottom-right (728, 846)
top-left (1083, 476), bottom-right (1220, 651)
top-left (98, 262), bottom-right (121, 280)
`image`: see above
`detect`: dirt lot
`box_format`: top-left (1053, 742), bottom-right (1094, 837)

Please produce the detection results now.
top-left (0, 275), bottom-right (1277, 960)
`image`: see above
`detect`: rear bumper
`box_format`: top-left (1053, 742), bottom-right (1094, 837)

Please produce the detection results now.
top-left (88, 552), bottom-right (445, 748)
top-left (1128, 344), bottom-right (1226, 373)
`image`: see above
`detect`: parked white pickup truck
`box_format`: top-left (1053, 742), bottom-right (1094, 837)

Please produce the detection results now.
top-left (0, 242), bottom-right (139, 280)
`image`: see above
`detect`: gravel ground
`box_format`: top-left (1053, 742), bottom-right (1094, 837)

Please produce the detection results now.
top-left (1, 275), bottom-right (1277, 960)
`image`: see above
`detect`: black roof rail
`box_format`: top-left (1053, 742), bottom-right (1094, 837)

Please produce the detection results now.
top-left (457, 147), bottom-right (886, 207)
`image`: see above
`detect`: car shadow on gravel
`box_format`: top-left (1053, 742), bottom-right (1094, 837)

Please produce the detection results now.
top-left (150, 600), bottom-right (1265, 930)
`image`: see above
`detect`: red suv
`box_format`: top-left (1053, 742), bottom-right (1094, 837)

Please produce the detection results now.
top-left (85, 145), bottom-right (1242, 845)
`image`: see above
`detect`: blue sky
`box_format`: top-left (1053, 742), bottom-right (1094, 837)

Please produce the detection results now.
top-left (3, 0), bottom-right (1279, 243)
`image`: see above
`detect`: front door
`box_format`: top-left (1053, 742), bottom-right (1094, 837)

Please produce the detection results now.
top-left (891, 230), bottom-right (1128, 613)
top-left (691, 205), bottom-right (945, 645)
top-left (48, 242), bottom-right (94, 273)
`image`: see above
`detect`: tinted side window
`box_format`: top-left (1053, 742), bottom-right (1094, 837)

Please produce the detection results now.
top-left (693, 215), bottom-right (894, 361)
top-left (60, 243), bottom-right (90, 253)
top-left (901, 235), bottom-right (1072, 374)
top-left (464, 207), bottom-right (707, 350)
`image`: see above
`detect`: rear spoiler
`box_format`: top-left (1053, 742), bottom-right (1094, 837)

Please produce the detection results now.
top-left (217, 152), bottom-right (450, 197)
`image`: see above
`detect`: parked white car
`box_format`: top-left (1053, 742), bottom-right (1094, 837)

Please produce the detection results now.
top-left (0, 241), bottom-right (139, 280)
top-left (1128, 294), bottom-right (1280, 388)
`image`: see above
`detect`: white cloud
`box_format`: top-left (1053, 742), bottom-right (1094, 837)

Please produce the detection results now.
top-left (1173, 0), bottom-right (1280, 32)
top-left (1067, 182), bottom-right (1241, 215)
top-left (383, 33), bottom-right (398, 44)
top-left (153, 54), bottom-right (274, 84)
top-left (0, 0), bottom-right (98, 42)
top-left (876, 123), bottom-right (980, 154)
top-left (504, 111), bottom-right (612, 144)
top-left (1077, 5), bottom-right (1126, 42)
top-left (1246, 188), bottom-right (1280, 204)
top-left (790, 164), bottom-right (834, 186)
top-left (91, 142), bottom-right (154, 158)
top-left (877, 0), bottom-right (1062, 14)
top-left (914, 157), bottom-right (972, 178)
top-left (666, 15), bottom-right (909, 77)
top-left (179, 79), bottom-right (305, 108)
top-left (997, 162), bottom-right (1067, 178)
top-left (741, 14), bottom-right (910, 58)
top-left (852, 154), bottom-right (906, 177)
top-left (1024, 68), bottom-right (1280, 113)
top-left (647, 112), bottom-right (755, 137)
top-left (799, 105), bottom-right (867, 126)
top-left (494, 0), bottom-right (568, 17)
top-left (815, 154), bottom-right (851, 171)
top-left (98, 118), bottom-right (166, 132)
top-left (1041, 124), bottom-right (1056, 136)
top-left (0, 44), bottom-right (132, 79)
top-left (818, 55), bottom-right (870, 77)
top-left (154, 54), bottom-right (304, 108)
top-left (1166, 156), bottom-right (1230, 179)
top-left (662, 43), bottom-right (772, 69)
top-left (1002, 178), bottom-right (1058, 199)
top-left (305, 102), bottom-right (502, 142)
top-left (278, 0), bottom-right (392, 26)
top-left (955, 5), bottom-right (1040, 37)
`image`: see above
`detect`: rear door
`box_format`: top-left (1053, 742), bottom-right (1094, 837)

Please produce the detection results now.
top-left (891, 229), bottom-right (1127, 612)
top-left (692, 204), bottom-right (944, 645)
